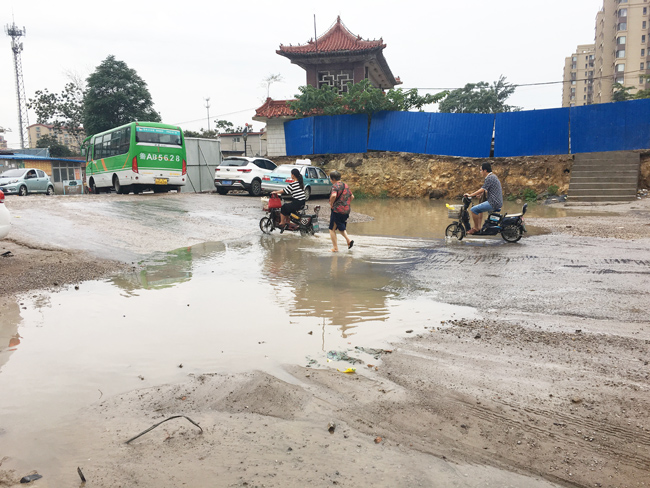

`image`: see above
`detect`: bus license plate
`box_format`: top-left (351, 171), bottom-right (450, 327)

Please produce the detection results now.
top-left (155, 178), bottom-right (168, 185)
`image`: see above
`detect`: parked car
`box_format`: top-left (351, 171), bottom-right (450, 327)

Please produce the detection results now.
top-left (0, 168), bottom-right (54, 196)
top-left (214, 157), bottom-right (277, 196)
top-left (0, 190), bottom-right (10, 239)
top-left (261, 161), bottom-right (332, 200)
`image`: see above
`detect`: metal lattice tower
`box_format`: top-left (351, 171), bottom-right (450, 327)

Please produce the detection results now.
top-left (5, 22), bottom-right (29, 149)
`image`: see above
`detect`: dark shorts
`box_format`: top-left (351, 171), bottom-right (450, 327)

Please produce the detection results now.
top-left (281, 199), bottom-right (305, 216)
top-left (329, 210), bottom-right (349, 231)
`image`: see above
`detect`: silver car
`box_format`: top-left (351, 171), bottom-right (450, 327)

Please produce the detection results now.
top-left (0, 168), bottom-right (55, 196)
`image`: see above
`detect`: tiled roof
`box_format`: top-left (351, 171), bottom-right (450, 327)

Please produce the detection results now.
top-left (277, 16), bottom-right (385, 55)
top-left (254, 98), bottom-right (297, 119)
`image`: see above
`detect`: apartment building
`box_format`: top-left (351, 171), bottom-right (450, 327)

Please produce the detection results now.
top-left (563, 44), bottom-right (596, 106)
top-left (27, 123), bottom-right (84, 152)
top-left (565, 0), bottom-right (650, 106)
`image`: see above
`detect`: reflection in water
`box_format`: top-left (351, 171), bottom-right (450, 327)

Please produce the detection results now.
top-left (111, 241), bottom-right (226, 295)
top-left (352, 198), bottom-right (587, 239)
top-left (0, 299), bottom-right (22, 373)
top-left (259, 236), bottom-right (409, 337)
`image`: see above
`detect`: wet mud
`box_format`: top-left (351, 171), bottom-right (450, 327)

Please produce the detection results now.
top-left (0, 193), bottom-right (649, 487)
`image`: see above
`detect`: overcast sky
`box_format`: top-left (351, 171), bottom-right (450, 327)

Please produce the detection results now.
top-left (1, 0), bottom-right (604, 147)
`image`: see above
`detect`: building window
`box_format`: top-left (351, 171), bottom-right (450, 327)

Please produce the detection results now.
top-left (642, 62), bottom-right (645, 69)
top-left (616, 49), bottom-right (626, 58)
top-left (644, 21), bottom-right (648, 29)
top-left (571, 80), bottom-right (577, 85)
top-left (618, 0), bottom-right (628, 4)
top-left (644, 7), bottom-right (648, 14)
top-left (643, 35), bottom-right (647, 43)
top-left (618, 36), bottom-right (626, 44)
top-left (616, 63), bottom-right (625, 72)
top-left (618, 22), bottom-right (627, 30)
top-left (616, 75), bottom-right (624, 83)
top-left (643, 48), bottom-right (646, 56)
top-left (619, 8), bottom-right (627, 16)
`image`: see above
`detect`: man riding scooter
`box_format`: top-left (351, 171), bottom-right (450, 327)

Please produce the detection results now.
top-left (463, 162), bottom-right (503, 235)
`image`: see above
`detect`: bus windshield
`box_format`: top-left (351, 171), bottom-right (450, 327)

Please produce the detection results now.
top-left (135, 127), bottom-right (182, 146)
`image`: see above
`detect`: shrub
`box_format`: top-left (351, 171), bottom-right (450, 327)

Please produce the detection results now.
top-left (547, 184), bottom-right (559, 196)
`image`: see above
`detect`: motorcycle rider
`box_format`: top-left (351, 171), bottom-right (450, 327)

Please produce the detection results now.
top-left (464, 162), bottom-right (503, 235)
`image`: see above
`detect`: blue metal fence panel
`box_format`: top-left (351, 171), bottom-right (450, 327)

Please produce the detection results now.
top-left (425, 113), bottom-right (494, 157)
top-left (570, 102), bottom-right (625, 153)
top-left (569, 99), bottom-right (650, 153)
top-left (621, 98), bottom-right (650, 150)
top-left (494, 108), bottom-right (570, 157)
top-left (367, 111), bottom-right (431, 153)
top-left (313, 114), bottom-right (368, 154)
top-left (284, 117), bottom-right (314, 156)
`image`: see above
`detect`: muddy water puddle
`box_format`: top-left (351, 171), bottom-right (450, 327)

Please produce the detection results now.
top-left (351, 198), bottom-right (599, 238)
top-left (0, 234), bottom-right (476, 464)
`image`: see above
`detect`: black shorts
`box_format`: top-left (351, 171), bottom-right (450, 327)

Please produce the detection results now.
top-left (329, 210), bottom-right (349, 231)
top-left (281, 199), bottom-right (305, 216)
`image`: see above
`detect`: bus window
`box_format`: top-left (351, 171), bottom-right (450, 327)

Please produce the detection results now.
top-left (136, 127), bottom-right (182, 146)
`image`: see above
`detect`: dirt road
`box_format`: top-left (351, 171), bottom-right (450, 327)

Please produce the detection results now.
top-left (1, 193), bottom-right (649, 487)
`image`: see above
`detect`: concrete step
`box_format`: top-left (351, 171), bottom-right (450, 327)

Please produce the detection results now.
top-left (572, 164), bottom-right (639, 171)
top-left (569, 189), bottom-right (637, 198)
top-left (568, 195), bottom-right (636, 202)
top-left (569, 182), bottom-right (638, 190)
top-left (570, 176), bottom-right (639, 184)
top-left (574, 151), bottom-right (640, 161)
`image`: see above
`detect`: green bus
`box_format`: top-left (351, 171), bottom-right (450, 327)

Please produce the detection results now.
top-left (83, 121), bottom-right (187, 194)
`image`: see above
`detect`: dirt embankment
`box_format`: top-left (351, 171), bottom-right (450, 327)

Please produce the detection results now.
top-left (275, 151), bottom-right (650, 199)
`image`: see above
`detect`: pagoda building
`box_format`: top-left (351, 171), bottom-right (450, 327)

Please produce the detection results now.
top-left (276, 16), bottom-right (401, 92)
top-left (254, 16), bottom-right (401, 157)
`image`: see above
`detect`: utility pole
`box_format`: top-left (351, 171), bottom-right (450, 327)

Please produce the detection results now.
top-left (5, 22), bottom-right (29, 149)
top-left (205, 97), bottom-right (211, 132)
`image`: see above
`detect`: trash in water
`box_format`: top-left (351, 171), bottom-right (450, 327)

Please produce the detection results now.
top-left (354, 346), bottom-right (393, 359)
top-left (20, 473), bottom-right (43, 483)
top-left (327, 350), bottom-right (363, 364)
top-left (337, 367), bottom-right (356, 374)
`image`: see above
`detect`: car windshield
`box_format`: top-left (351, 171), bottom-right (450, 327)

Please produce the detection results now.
top-left (0, 169), bottom-right (27, 178)
top-left (220, 158), bottom-right (250, 167)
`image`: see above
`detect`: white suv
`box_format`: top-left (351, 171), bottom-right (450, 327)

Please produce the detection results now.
top-left (214, 157), bottom-right (277, 196)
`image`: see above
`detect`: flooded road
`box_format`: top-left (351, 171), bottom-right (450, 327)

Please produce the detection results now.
top-left (2, 193), bottom-right (648, 487)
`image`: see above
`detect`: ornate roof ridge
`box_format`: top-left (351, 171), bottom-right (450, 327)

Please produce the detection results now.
top-left (277, 16), bottom-right (385, 55)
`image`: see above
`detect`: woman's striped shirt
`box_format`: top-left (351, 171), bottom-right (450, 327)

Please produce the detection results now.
top-left (282, 181), bottom-right (306, 201)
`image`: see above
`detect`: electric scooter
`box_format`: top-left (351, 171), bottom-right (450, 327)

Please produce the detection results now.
top-left (445, 196), bottom-right (527, 243)
top-left (259, 195), bottom-right (320, 236)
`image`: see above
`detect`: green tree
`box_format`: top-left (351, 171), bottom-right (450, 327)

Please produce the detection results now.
top-left (612, 77), bottom-right (650, 101)
top-left (289, 80), bottom-right (448, 118)
top-left (27, 76), bottom-right (85, 147)
top-left (438, 75), bottom-right (521, 114)
top-left (612, 82), bottom-right (635, 102)
top-left (184, 129), bottom-right (219, 138)
top-left (83, 55), bottom-right (161, 136)
top-left (35, 134), bottom-right (74, 157)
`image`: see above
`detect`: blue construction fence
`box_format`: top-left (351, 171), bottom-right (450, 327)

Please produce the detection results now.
top-left (283, 98), bottom-right (650, 158)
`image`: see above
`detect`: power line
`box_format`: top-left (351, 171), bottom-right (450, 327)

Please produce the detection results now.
top-left (402, 69), bottom-right (650, 92)
top-left (174, 107), bottom-right (258, 126)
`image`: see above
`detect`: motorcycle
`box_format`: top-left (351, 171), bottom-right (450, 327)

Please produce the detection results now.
top-left (445, 196), bottom-right (527, 243)
top-left (259, 194), bottom-right (320, 236)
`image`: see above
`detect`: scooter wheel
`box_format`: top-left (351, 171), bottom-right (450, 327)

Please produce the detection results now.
top-left (260, 217), bottom-right (274, 234)
top-left (300, 224), bottom-right (315, 237)
top-left (501, 225), bottom-right (523, 243)
top-left (445, 223), bottom-right (466, 241)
